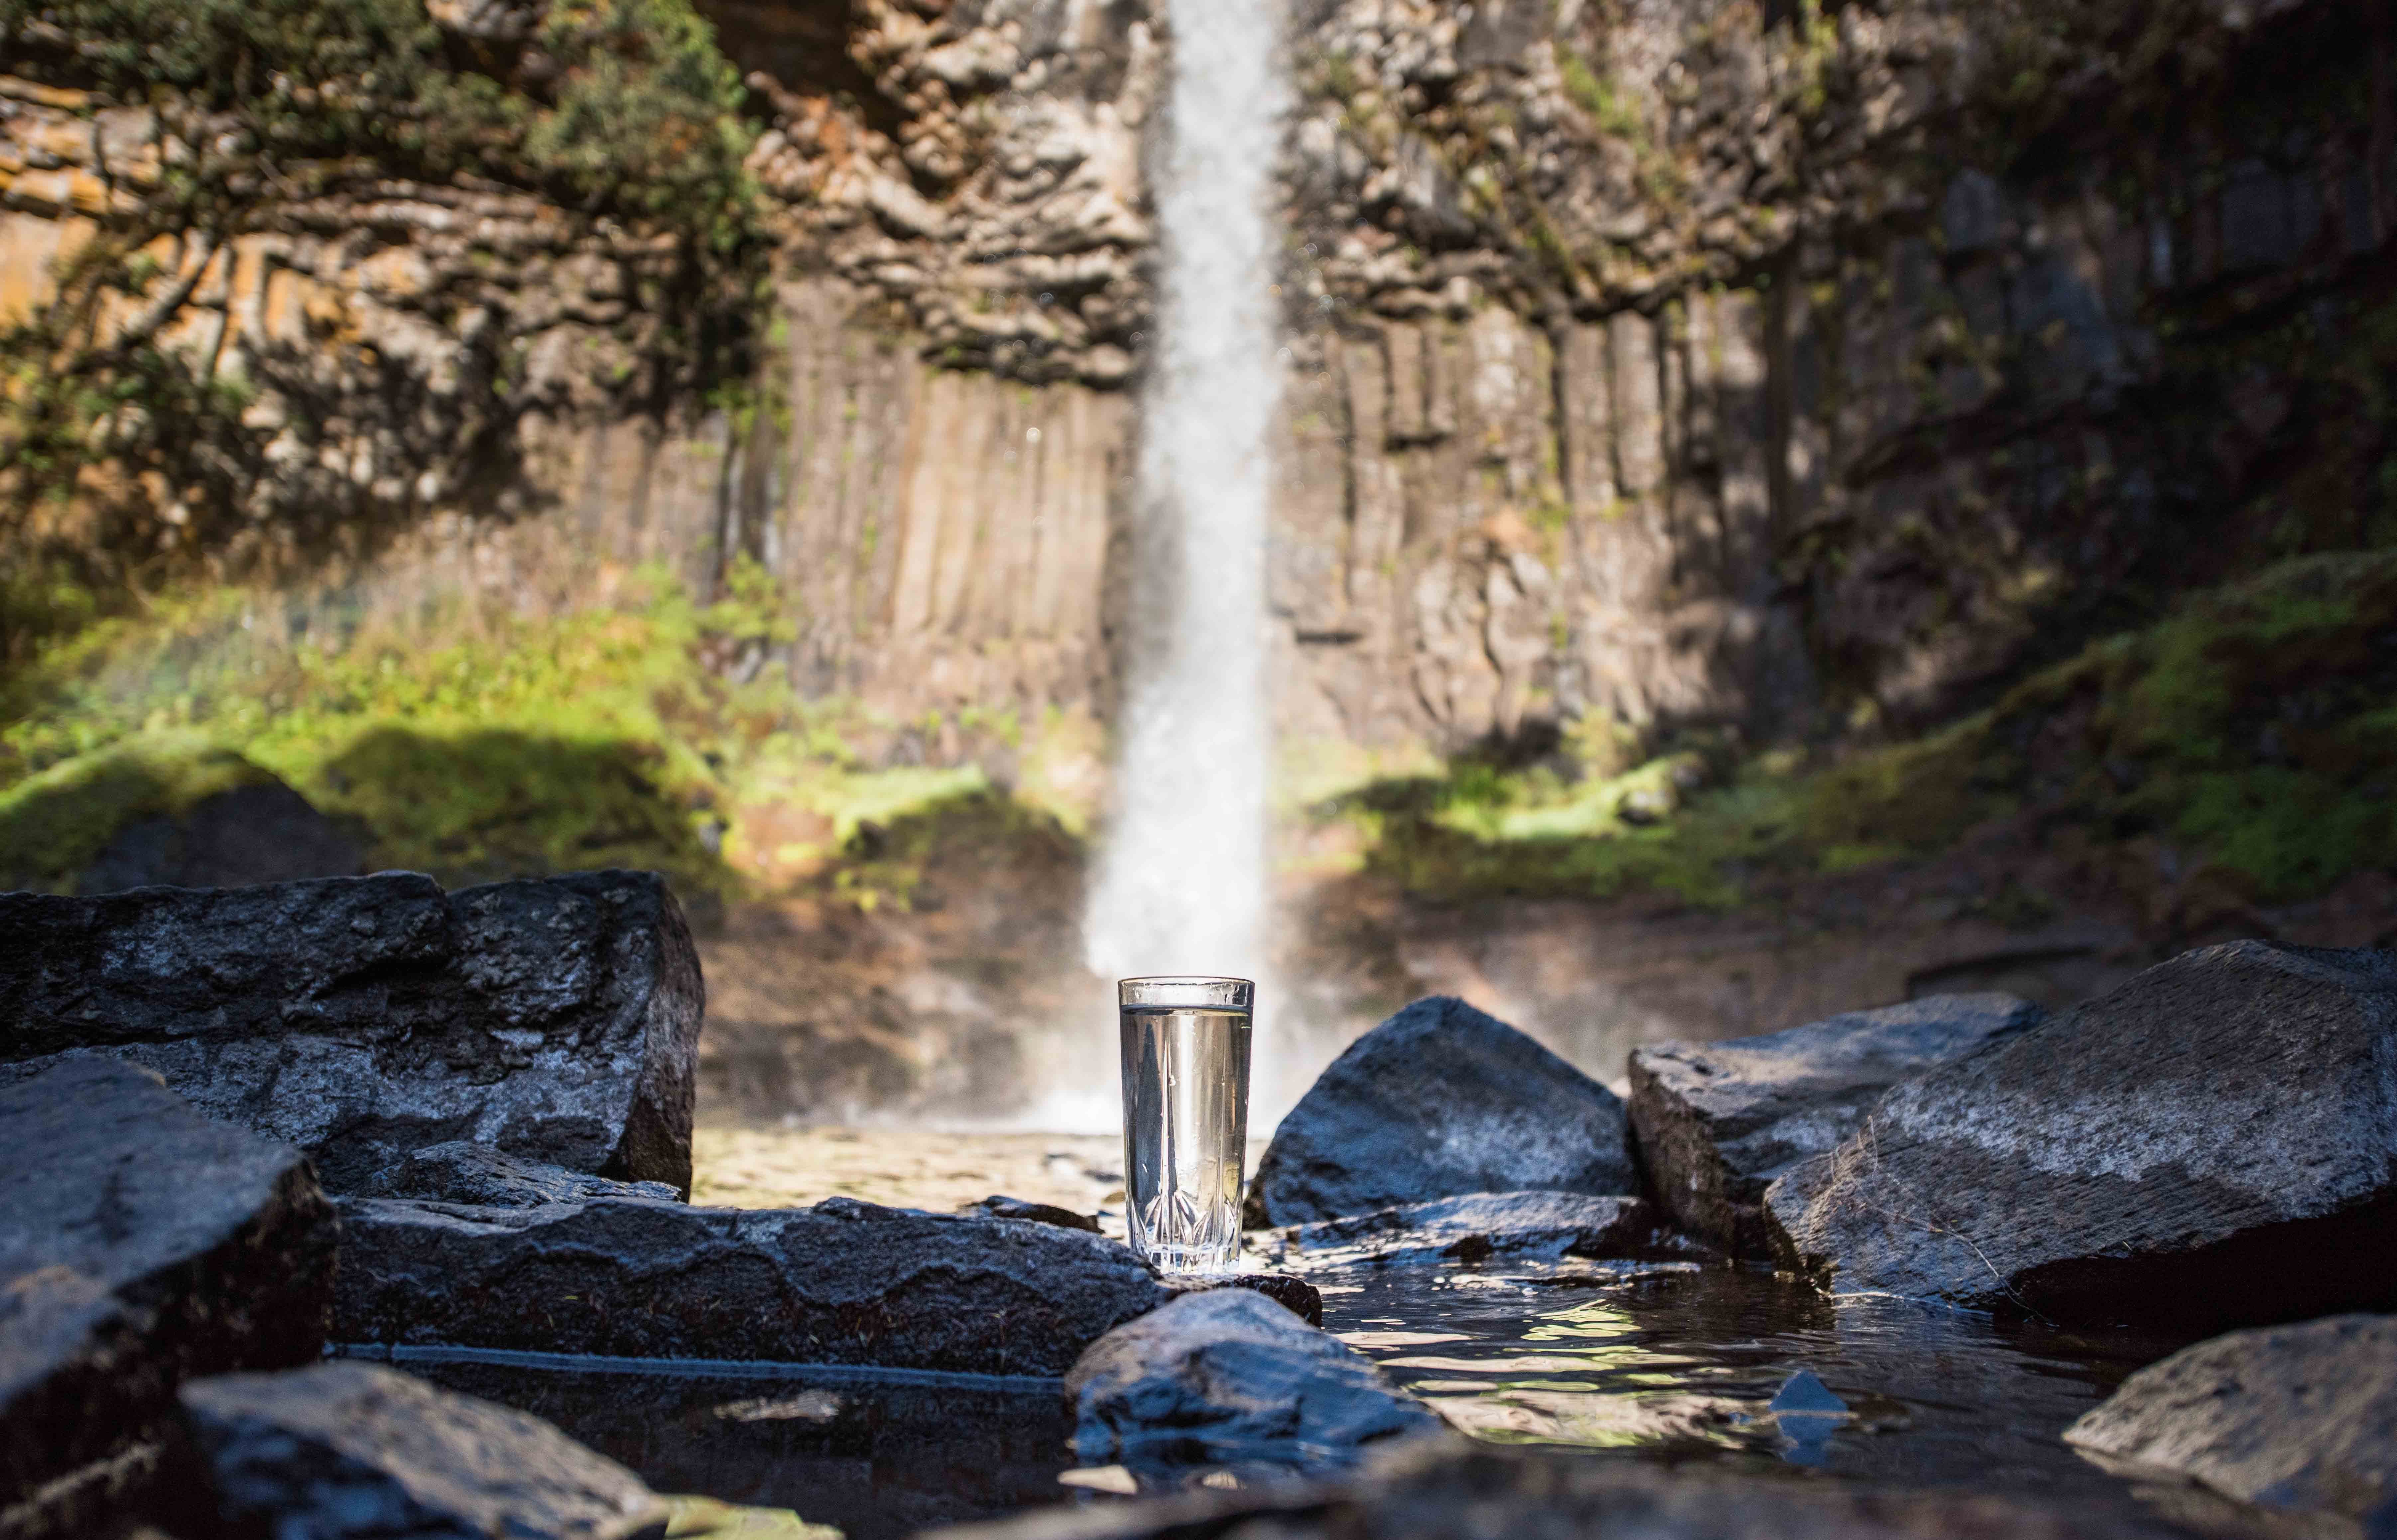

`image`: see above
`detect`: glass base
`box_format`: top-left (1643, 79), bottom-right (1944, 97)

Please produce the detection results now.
top-left (1138, 1242), bottom-right (1243, 1275)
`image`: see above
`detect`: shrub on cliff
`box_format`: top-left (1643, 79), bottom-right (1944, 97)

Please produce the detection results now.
top-left (0, 0), bottom-right (759, 646)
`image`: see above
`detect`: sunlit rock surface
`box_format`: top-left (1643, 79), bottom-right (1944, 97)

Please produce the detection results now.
top-left (0, 870), bottom-right (705, 1194)
top-left (1765, 942), bottom-right (2397, 1327)
top-left (2066, 1313), bottom-right (2397, 1531)
top-left (1628, 993), bottom-right (2043, 1256)
top-left (1065, 1288), bottom-right (1445, 1488)
top-left (1266, 1190), bottom-right (1685, 1269)
top-left (0, 1059), bottom-right (335, 1525)
top-left (347, 1141), bottom-right (684, 1208)
top-left (1248, 996), bottom-right (1636, 1226)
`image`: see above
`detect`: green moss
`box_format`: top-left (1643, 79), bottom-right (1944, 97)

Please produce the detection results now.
top-left (0, 732), bottom-right (270, 889)
top-left (1333, 551), bottom-right (2397, 910)
top-left (0, 563), bottom-right (1052, 904)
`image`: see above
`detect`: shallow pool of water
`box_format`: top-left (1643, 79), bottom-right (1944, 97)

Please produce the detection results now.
top-left (404, 1256), bottom-right (2218, 1538)
top-left (1312, 1261), bottom-right (2194, 1494)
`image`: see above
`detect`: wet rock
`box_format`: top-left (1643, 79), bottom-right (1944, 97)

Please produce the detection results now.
top-left (1162, 1273), bottom-right (1325, 1328)
top-left (2065, 1313), bottom-right (2397, 1531)
top-left (0, 1059), bottom-right (336, 1520)
top-left (1628, 993), bottom-right (2042, 1256)
top-left (957, 1195), bottom-right (1100, 1232)
top-left (75, 779), bottom-right (363, 895)
top-left (941, 1440), bottom-right (2199, 1540)
top-left (0, 869), bottom-right (705, 1195)
top-left (347, 1141), bottom-right (682, 1207)
top-left (1247, 997), bottom-right (1635, 1227)
top-left (1271, 1190), bottom-right (1685, 1268)
top-left (1765, 942), bottom-right (2397, 1328)
top-left (180, 1361), bottom-right (669, 1540)
top-left (333, 1194), bottom-right (1174, 1375)
top-left (1065, 1289), bottom-right (1444, 1487)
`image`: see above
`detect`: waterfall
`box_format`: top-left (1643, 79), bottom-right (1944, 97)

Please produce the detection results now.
top-left (1077, 0), bottom-right (1288, 1120)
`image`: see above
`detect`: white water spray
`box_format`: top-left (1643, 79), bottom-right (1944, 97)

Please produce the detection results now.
top-left (1075, 0), bottom-right (1288, 1123)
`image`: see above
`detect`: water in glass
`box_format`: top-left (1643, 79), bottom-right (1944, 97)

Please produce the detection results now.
top-left (1118, 978), bottom-right (1252, 1273)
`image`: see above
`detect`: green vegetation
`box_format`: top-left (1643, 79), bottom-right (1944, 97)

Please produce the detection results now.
top-left (0, 564), bottom-right (1082, 903)
top-left (1557, 47), bottom-right (1645, 145)
top-left (1324, 551), bottom-right (2397, 910)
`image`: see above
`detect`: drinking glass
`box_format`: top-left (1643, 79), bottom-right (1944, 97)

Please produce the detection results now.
top-left (1117, 976), bottom-right (1253, 1273)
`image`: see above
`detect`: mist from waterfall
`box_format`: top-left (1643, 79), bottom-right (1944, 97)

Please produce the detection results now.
top-left (1073, 0), bottom-right (1290, 1126)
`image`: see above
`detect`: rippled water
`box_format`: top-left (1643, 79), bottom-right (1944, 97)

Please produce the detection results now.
top-left (1313, 1261), bottom-right (2194, 1494)
top-left (407, 1258), bottom-right (2213, 1539)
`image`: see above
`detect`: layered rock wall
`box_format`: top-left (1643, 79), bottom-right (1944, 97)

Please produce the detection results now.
top-left (4, 0), bottom-right (2389, 764)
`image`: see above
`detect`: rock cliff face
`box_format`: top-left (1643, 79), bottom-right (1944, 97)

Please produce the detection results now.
top-left (6, 0), bottom-right (2385, 761)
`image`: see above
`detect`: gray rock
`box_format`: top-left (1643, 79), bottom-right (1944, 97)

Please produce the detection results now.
top-left (347, 1140), bottom-right (683, 1206)
top-left (0, 1060), bottom-right (336, 1518)
top-left (1065, 1288), bottom-right (1444, 1487)
top-left (957, 1194), bottom-right (1100, 1232)
top-left (75, 780), bottom-right (363, 896)
top-left (939, 1440), bottom-right (2199, 1540)
top-left (180, 1361), bottom-right (668, 1540)
top-left (2065, 1313), bottom-right (2397, 1531)
top-left (0, 869), bottom-right (704, 1195)
top-left (1271, 1190), bottom-right (1684, 1268)
top-left (1160, 1273), bottom-right (1325, 1328)
top-left (1628, 993), bottom-right (2042, 1256)
top-left (333, 1194), bottom-right (1175, 1375)
top-left (1764, 942), bottom-right (2397, 1328)
top-left (1247, 997), bottom-right (1634, 1227)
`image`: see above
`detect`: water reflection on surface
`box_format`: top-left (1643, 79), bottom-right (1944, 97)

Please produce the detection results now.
top-left (396, 1264), bottom-right (2209, 1539)
top-left (1317, 1263), bottom-right (2194, 1493)
top-left (402, 1357), bottom-right (1075, 1540)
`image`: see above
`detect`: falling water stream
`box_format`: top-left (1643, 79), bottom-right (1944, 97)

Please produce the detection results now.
top-left (1075, 0), bottom-right (1289, 1126)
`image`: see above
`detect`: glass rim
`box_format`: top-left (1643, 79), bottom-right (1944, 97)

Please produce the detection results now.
top-left (1117, 975), bottom-right (1254, 1008)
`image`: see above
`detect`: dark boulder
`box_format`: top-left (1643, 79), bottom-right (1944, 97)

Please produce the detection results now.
top-left (940, 1440), bottom-right (2198, 1540)
top-left (1765, 942), bottom-right (2397, 1328)
top-left (1065, 1288), bottom-right (1444, 1487)
top-left (0, 1059), bottom-right (336, 1522)
top-left (346, 1141), bottom-right (682, 1206)
top-left (2065, 1313), bottom-right (2397, 1531)
top-left (180, 1361), bottom-right (669, 1540)
top-left (333, 1194), bottom-right (1175, 1376)
top-left (1628, 994), bottom-right (2041, 1256)
top-left (0, 869), bottom-right (705, 1195)
top-left (1162, 1272), bottom-right (1325, 1327)
top-left (76, 779), bottom-right (364, 895)
top-left (1269, 1190), bottom-right (1685, 1269)
top-left (1247, 997), bottom-right (1634, 1227)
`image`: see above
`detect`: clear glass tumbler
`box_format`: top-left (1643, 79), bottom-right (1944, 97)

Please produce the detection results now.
top-left (1117, 975), bottom-right (1253, 1273)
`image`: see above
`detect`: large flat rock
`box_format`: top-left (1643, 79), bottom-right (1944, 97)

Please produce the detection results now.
top-left (333, 1194), bottom-right (1176, 1376)
top-left (181, 1361), bottom-right (669, 1540)
top-left (1628, 993), bottom-right (2041, 1255)
top-left (1764, 942), bottom-right (2397, 1328)
top-left (0, 869), bottom-right (704, 1194)
top-left (1247, 996), bottom-right (1635, 1227)
top-left (1066, 1288), bottom-right (1444, 1487)
top-left (0, 1059), bottom-right (336, 1519)
top-left (2065, 1313), bottom-right (2397, 1531)
top-left (937, 1441), bottom-right (2201, 1540)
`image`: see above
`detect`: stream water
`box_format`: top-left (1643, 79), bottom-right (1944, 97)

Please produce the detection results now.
top-left (411, 1255), bottom-right (2210, 1540)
